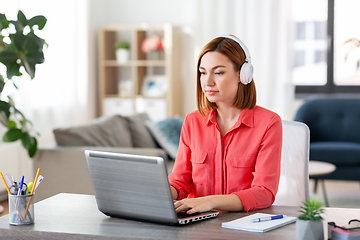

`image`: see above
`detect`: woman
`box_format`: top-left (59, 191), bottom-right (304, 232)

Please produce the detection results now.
top-left (168, 35), bottom-right (283, 214)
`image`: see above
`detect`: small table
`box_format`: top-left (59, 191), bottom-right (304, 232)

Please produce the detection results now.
top-left (309, 161), bottom-right (336, 207)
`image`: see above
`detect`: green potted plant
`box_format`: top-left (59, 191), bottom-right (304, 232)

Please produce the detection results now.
top-left (115, 40), bottom-right (130, 63)
top-left (296, 197), bottom-right (324, 240)
top-left (0, 10), bottom-right (47, 158)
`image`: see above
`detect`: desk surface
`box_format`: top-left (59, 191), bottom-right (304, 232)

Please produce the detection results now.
top-left (0, 193), bottom-right (358, 240)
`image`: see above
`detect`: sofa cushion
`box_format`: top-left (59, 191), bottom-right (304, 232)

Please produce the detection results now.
top-left (310, 141), bottom-right (360, 165)
top-left (53, 115), bottom-right (133, 147)
top-left (145, 116), bottom-right (183, 160)
top-left (294, 98), bottom-right (360, 143)
top-left (125, 113), bottom-right (158, 148)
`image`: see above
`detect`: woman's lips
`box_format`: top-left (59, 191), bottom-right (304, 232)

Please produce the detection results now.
top-left (206, 90), bottom-right (218, 95)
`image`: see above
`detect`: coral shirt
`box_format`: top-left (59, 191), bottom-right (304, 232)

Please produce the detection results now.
top-left (168, 106), bottom-right (283, 212)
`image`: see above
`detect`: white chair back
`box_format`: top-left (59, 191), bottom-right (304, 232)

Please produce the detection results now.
top-left (273, 120), bottom-right (310, 206)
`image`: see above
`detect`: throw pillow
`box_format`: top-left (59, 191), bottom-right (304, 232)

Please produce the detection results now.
top-left (145, 116), bottom-right (183, 160)
top-left (125, 113), bottom-right (158, 148)
top-left (53, 115), bottom-right (133, 147)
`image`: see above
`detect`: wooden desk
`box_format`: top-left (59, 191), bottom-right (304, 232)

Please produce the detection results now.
top-left (0, 193), bottom-right (358, 240)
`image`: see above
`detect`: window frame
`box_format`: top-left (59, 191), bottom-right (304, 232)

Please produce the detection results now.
top-left (295, 0), bottom-right (360, 96)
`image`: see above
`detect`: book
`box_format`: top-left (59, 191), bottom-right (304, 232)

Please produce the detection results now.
top-left (221, 213), bottom-right (296, 233)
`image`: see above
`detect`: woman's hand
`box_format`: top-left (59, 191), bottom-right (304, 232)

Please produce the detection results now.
top-left (175, 196), bottom-right (213, 214)
top-left (174, 194), bottom-right (244, 214)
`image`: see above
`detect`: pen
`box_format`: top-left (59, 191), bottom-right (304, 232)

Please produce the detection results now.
top-left (18, 176), bottom-right (24, 196)
top-left (252, 215), bottom-right (286, 223)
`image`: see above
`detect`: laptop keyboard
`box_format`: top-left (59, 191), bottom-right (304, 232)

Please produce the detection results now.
top-left (177, 211), bottom-right (200, 219)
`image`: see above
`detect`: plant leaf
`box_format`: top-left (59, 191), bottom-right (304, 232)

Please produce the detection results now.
top-left (0, 111), bottom-right (8, 126)
top-left (0, 100), bottom-right (11, 118)
top-left (0, 48), bottom-right (22, 80)
top-left (27, 32), bottom-right (46, 50)
top-left (22, 57), bottom-right (36, 79)
top-left (3, 128), bottom-right (23, 142)
top-left (28, 15), bottom-right (47, 30)
top-left (21, 132), bottom-right (33, 149)
top-left (28, 137), bottom-right (37, 158)
top-left (10, 32), bottom-right (25, 53)
top-left (7, 120), bottom-right (16, 129)
top-left (21, 51), bottom-right (44, 79)
top-left (8, 20), bottom-right (23, 32)
top-left (21, 32), bottom-right (40, 51)
top-left (0, 50), bottom-right (18, 65)
top-left (0, 74), bottom-right (4, 94)
top-left (0, 13), bottom-right (9, 30)
top-left (17, 10), bottom-right (27, 28)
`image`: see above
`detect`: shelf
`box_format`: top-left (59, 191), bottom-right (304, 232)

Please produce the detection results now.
top-left (104, 94), bottom-right (166, 99)
top-left (103, 60), bottom-right (166, 67)
top-left (98, 24), bottom-right (182, 120)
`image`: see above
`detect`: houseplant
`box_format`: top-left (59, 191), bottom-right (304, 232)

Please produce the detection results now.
top-left (296, 197), bottom-right (324, 240)
top-left (141, 34), bottom-right (163, 60)
top-left (115, 40), bottom-right (130, 63)
top-left (0, 10), bottom-right (47, 158)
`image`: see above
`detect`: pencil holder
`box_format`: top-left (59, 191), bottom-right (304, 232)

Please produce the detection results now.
top-left (8, 194), bottom-right (35, 225)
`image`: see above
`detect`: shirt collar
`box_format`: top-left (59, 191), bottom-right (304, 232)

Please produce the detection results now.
top-left (205, 108), bottom-right (255, 128)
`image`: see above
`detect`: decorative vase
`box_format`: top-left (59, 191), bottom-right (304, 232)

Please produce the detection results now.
top-left (150, 50), bottom-right (162, 60)
top-left (116, 49), bottom-right (130, 63)
top-left (296, 219), bottom-right (324, 240)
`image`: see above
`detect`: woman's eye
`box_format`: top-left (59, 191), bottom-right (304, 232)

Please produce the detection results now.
top-left (215, 72), bottom-right (223, 75)
top-left (199, 71), bottom-right (206, 75)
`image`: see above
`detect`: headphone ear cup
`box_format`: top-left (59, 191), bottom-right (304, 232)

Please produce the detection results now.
top-left (240, 62), bottom-right (254, 85)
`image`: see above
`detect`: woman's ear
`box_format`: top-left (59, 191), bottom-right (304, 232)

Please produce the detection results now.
top-left (237, 71), bottom-right (241, 83)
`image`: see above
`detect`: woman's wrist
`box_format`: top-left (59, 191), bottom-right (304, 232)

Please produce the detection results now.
top-left (170, 185), bottom-right (178, 200)
top-left (207, 194), bottom-right (244, 212)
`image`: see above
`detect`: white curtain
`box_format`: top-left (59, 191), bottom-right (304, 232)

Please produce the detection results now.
top-left (191, 0), bottom-right (295, 119)
top-left (0, 0), bottom-right (92, 145)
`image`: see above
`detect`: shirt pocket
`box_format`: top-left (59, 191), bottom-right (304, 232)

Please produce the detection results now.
top-left (227, 154), bottom-right (256, 168)
top-left (226, 154), bottom-right (256, 191)
top-left (190, 151), bottom-right (209, 186)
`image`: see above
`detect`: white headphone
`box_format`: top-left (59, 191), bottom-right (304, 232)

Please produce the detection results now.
top-left (220, 35), bottom-right (254, 85)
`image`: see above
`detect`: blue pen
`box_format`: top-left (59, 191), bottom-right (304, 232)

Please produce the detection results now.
top-left (252, 215), bottom-right (286, 223)
top-left (17, 176), bottom-right (24, 196)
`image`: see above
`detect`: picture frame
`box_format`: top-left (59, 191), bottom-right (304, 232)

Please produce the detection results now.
top-left (141, 75), bottom-right (167, 97)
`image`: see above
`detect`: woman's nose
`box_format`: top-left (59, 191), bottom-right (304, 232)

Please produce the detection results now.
top-left (203, 74), bottom-right (215, 86)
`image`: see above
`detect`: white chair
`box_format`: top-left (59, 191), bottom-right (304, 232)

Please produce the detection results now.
top-left (273, 120), bottom-right (310, 206)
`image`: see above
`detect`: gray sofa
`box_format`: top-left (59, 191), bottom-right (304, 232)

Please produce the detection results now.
top-left (33, 113), bottom-right (182, 202)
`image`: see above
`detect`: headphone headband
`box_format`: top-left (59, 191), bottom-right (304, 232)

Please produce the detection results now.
top-left (221, 35), bottom-right (252, 63)
top-left (218, 35), bottom-right (254, 85)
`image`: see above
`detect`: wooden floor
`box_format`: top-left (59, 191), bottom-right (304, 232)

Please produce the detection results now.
top-left (0, 179), bottom-right (359, 218)
top-left (310, 179), bottom-right (360, 208)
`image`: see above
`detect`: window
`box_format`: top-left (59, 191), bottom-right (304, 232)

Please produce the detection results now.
top-left (292, 0), bottom-right (360, 95)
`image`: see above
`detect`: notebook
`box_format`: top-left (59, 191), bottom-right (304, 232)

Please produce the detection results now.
top-left (84, 150), bottom-right (219, 225)
top-left (222, 213), bottom-right (296, 232)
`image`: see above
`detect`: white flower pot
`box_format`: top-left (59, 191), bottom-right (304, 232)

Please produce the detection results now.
top-left (296, 219), bottom-right (324, 240)
top-left (116, 49), bottom-right (130, 63)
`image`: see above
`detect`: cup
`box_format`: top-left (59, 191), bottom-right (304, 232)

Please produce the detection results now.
top-left (8, 194), bottom-right (34, 225)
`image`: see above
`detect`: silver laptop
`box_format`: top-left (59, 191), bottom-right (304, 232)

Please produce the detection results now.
top-left (85, 150), bottom-right (219, 225)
